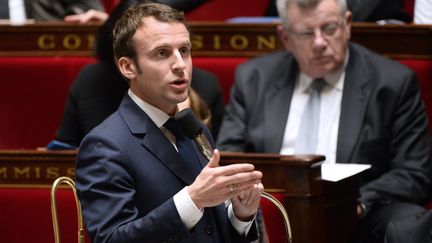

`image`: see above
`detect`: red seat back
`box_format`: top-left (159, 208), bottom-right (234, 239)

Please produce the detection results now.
top-left (0, 187), bottom-right (91, 243)
top-left (0, 57), bottom-right (96, 149)
top-left (260, 193), bottom-right (287, 243)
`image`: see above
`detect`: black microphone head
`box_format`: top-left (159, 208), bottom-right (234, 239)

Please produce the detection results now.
top-left (175, 108), bottom-right (203, 139)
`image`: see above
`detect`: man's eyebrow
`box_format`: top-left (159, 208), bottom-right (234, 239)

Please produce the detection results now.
top-left (181, 41), bottom-right (192, 47)
top-left (150, 41), bottom-right (191, 50)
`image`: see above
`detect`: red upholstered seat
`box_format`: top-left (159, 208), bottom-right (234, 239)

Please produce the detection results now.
top-left (0, 187), bottom-right (91, 243)
top-left (194, 57), bottom-right (249, 103)
top-left (186, 0), bottom-right (270, 21)
top-left (260, 193), bottom-right (288, 243)
top-left (102, 0), bottom-right (120, 13)
top-left (0, 57), bottom-right (96, 149)
top-left (403, 0), bottom-right (415, 19)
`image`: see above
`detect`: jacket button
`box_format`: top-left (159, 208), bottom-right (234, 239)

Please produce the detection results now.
top-left (205, 224), bottom-right (213, 235)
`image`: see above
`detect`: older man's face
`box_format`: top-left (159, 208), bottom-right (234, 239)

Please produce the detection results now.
top-left (278, 0), bottom-right (351, 78)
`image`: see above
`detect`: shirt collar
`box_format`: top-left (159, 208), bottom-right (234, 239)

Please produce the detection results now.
top-left (127, 89), bottom-right (173, 128)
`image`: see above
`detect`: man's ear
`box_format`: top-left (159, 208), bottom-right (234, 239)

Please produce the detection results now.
top-left (276, 25), bottom-right (291, 50)
top-left (345, 11), bottom-right (353, 39)
top-left (117, 57), bottom-right (137, 80)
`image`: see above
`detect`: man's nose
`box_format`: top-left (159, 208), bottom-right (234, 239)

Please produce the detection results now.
top-left (172, 50), bottom-right (186, 72)
top-left (311, 29), bottom-right (328, 49)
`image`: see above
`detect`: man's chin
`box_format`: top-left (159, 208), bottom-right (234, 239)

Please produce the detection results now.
top-left (309, 65), bottom-right (337, 78)
top-left (172, 94), bottom-right (189, 104)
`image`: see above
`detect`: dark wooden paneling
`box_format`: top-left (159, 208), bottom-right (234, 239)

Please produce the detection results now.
top-left (0, 22), bottom-right (431, 59)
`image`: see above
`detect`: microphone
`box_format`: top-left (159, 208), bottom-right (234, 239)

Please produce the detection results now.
top-left (175, 108), bottom-right (214, 161)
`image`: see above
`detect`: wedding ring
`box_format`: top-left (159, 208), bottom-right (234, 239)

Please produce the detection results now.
top-left (228, 184), bottom-right (234, 192)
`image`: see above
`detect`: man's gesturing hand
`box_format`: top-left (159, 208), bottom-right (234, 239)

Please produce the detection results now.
top-left (187, 149), bottom-right (263, 209)
top-left (231, 182), bottom-right (264, 221)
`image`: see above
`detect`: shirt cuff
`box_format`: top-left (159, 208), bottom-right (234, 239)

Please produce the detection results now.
top-left (173, 186), bottom-right (204, 230)
top-left (228, 202), bottom-right (255, 236)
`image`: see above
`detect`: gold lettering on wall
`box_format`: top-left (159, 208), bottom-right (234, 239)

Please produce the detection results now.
top-left (14, 167), bottom-right (30, 178)
top-left (36, 34), bottom-right (96, 51)
top-left (257, 35), bottom-right (276, 50)
top-left (230, 35), bottom-right (248, 50)
top-left (191, 35), bottom-right (203, 50)
top-left (87, 34), bottom-right (95, 49)
top-left (34, 32), bottom-right (279, 53)
top-left (47, 167), bottom-right (60, 179)
top-left (67, 167), bottom-right (75, 178)
top-left (38, 34), bottom-right (55, 50)
top-left (0, 167), bottom-right (7, 179)
top-left (0, 165), bottom-right (78, 182)
top-left (34, 166), bottom-right (41, 179)
top-left (63, 34), bottom-right (81, 50)
top-left (213, 35), bottom-right (222, 50)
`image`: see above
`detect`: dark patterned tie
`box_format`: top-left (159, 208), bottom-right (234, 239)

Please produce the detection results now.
top-left (295, 79), bottom-right (327, 154)
top-left (164, 118), bottom-right (202, 175)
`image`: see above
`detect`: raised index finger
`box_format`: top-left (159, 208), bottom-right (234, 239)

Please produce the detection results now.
top-left (216, 163), bottom-right (255, 176)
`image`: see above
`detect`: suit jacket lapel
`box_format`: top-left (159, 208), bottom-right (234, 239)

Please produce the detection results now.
top-left (264, 56), bottom-right (297, 153)
top-left (337, 45), bottom-right (371, 163)
top-left (119, 95), bottom-right (196, 185)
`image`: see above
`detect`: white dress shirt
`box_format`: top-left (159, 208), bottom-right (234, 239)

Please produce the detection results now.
top-left (8, 0), bottom-right (26, 24)
top-left (280, 53), bottom-right (348, 163)
top-left (128, 90), bottom-right (253, 235)
top-left (414, 0), bottom-right (432, 24)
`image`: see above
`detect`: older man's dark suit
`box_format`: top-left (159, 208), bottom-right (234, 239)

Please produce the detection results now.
top-left (76, 94), bottom-right (257, 243)
top-left (217, 43), bottom-right (432, 241)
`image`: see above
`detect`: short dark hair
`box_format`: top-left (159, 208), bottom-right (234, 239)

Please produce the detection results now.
top-left (113, 2), bottom-right (186, 63)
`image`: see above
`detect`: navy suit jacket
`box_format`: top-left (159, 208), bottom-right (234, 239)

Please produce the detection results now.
top-left (217, 43), bottom-right (432, 210)
top-left (76, 95), bottom-right (257, 243)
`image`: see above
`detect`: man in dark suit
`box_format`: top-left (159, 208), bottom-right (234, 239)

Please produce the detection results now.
top-left (217, 0), bottom-right (432, 242)
top-left (76, 3), bottom-right (264, 243)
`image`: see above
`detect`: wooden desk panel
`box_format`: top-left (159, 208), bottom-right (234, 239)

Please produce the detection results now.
top-left (0, 22), bottom-right (431, 59)
top-left (222, 152), bottom-right (358, 243)
top-left (0, 149), bottom-right (77, 186)
top-left (0, 22), bottom-right (98, 56)
top-left (0, 150), bottom-right (358, 243)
